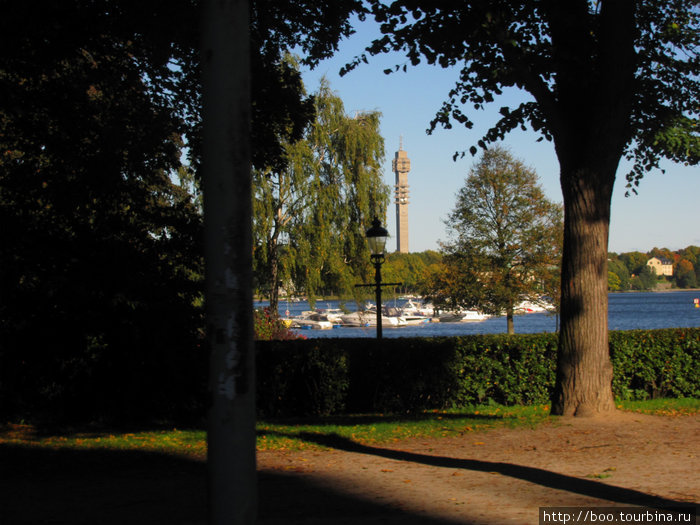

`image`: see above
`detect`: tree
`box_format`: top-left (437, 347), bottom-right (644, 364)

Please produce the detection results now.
top-left (608, 258), bottom-right (631, 291)
top-left (345, 1), bottom-right (699, 415)
top-left (383, 250), bottom-right (443, 294)
top-left (608, 271), bottom-right (622, 292)
top-left (0, 1), bottom-right (205, 422)
top-left (439, 146), bottom-right (563, 334)
top-left (631, 265), bottom-right (657, 291)
top-left (675, 259), bottom-right (698, 288)
top-left (620, 251), bottom-right (650, 277)
top-left (253, 78), bottom-right (389, 313)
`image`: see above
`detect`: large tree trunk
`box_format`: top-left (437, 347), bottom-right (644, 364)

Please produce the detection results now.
top-left (551, 163), bottom-right (617, 416)
top-left (201, 0), bottom-right (257, 523)
top-left (545, 0), bottom-right (636, 418)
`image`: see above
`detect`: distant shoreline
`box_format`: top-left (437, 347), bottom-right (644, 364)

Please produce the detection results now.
top-left (612, 288), bottom-right (700, 293)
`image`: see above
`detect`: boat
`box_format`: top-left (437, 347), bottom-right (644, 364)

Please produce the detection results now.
top-left (341, 309), bottom-right (407, 327)
top-left (402, 298), bottom-right (435, 318)
top-left (384, 305), bottom-right (428, 325)
top-left (339, 311), bottom-right (372, 327)
top-left (438, 310), bottom-right (490, 323)
top-left (515, 298), bottom-right (555, 313)
top-left (289, 311), bottom-right (334, 330)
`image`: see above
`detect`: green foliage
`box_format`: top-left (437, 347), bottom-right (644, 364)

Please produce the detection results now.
top-left (382, 251), bottom-right (443, 294)
top-left (254, 308), bottom-right (305, 341)
top-left (432, 146), bottom-right (563, 332)
top-left (256, 340), bottom-right (350, 416)
top-left (607, 257), bottom-right (631, 291)
top-left (675, 259), bottom-right (698, 288)
top-left (0, 2), bottom-right (205, 424)
top-left (257, 328), bottom-right (700, 416)
top-left (253, 78), bottom-right (390, 310)
top-left (608, 247), bottom-right (700, 291)
top-left (0, 0), bottom-right (368, 425)
top-left (630, 265), bottom-right (658, 291)
top-left (610, 329), bottom-right (700, 400)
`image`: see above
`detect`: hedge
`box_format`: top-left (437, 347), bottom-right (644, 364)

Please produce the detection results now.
top-left (256, 328), bottom-right (700, 416)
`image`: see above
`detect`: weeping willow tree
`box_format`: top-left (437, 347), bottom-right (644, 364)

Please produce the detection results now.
top-left (253, 77), bottom-right (389, 314)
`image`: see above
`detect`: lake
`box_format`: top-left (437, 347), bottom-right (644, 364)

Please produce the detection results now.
top-left (257, 290), bottom-right (700, 338)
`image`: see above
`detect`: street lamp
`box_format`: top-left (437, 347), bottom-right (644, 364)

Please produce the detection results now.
top-left (355, 217), bottom-right (401, 339)
top-left (364, 217), bottom-right (401, 339)
top-left (366, 217), bottom-right (389, 261)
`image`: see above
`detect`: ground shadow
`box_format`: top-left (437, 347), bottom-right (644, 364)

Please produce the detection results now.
top-left (281, 431), bottom-right (697, 510)
top-left (0, 444), bottom-right (474, 524)
top-left (259, 411), bottom-right (505, 427)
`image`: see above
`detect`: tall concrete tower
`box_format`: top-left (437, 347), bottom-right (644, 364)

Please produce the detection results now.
top-left (392, 138), bottom-right (411, 253)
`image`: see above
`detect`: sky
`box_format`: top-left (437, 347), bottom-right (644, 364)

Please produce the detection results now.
top-left (300, 19), bottom-right (700, 255)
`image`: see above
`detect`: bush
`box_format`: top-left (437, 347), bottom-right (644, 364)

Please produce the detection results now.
top-left (256, 328), bottom-right (700, 416)
top-left (256, 339), bottom-right (348, 416)
top-left (254, 308), bottom-right (305, 340)
top-left (610, 329), bottom-right (700, 400)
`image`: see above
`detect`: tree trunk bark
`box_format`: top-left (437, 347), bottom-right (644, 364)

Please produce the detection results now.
top-left (551, 164), bottom-right (616, 416)
top-left (269, 236), bottom-right (280, 318)
top-left (201, 0), bottom-right (257, 523)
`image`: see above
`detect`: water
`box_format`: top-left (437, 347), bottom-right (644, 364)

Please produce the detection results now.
top-left (256, 291), bottom-right (700, 338)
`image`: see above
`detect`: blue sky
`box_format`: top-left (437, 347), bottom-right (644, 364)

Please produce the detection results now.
top-left (300, 20), bottom-right (700, 254)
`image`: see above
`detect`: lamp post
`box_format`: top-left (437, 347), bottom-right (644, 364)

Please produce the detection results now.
top-left (366, 217), bottom-right (388, 338)
top-left (360, 217), bottom-right (402, 339)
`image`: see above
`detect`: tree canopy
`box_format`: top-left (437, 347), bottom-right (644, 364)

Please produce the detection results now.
top-left (254, 77), bottom-right (390, 311)
top-left (0, 1), bottom-right (204, 422)
top-left (0, 0), bottom-right (369, 424)
top-left (432, 146), bottom-right (562, 334)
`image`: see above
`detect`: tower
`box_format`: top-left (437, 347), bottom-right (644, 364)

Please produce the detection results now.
top-left (392, 138), bottom-right (411, 253)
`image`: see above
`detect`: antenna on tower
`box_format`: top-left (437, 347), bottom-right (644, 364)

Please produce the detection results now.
top-left (399, 135), bottom-right (403, 151)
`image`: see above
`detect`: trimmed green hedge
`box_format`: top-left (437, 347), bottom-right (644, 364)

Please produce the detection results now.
top-left (256, 328), bottom-right (700, 416)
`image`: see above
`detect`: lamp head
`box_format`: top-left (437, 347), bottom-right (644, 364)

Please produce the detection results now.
top-left (365, 217), bottom-right (388, 256)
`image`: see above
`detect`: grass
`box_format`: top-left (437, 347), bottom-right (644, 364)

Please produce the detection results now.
top-left (2, 398), bottom-right (697, 456)
top-left (256, 404), bottom-right (552, 451)
top-left (616, 396), bottom-right (700, 416)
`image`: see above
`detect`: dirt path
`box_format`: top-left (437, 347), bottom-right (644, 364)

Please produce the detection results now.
top-left (1, 412), bottom-right (697, 524)
top-left (257, 412), bottom-right (699, 524)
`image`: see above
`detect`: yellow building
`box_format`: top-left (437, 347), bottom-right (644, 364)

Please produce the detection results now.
top-left (646, 257), bottom-right (673, 276)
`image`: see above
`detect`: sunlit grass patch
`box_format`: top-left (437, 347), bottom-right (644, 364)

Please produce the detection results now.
top-left (2, 399), bottom-right (697, 455)
top-left (616, 397), bottom-right (700, 416)
top-left (255, 403), bottom-right (553, 451)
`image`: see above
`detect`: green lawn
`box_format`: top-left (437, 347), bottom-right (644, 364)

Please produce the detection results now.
top-left (2, 398), bottom-right (697, 456)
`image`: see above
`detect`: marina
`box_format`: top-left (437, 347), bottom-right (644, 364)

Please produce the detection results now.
top-left (256, 290), bottom-right (700, 338)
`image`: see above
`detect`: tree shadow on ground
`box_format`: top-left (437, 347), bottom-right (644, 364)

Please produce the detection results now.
top-left (281, 431), bottom-right (695, 510)
top-left (259, 411), bottom-right (506, 427)
top-left (0, 444), bottom-right (472, 525)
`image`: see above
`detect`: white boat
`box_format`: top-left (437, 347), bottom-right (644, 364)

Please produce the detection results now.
top-left (402, 298), bottom-right (435, 317)
top-left (397, 299), bottom-right (433, 323)
top-left (439, 310), bottom-right (490, 322)
top-left (290, 310), bottom-right (334, 330)
top-left (515, 299), bottom-right (555, 313)
top-left (340, 310), bottom-right (407, 327)
top-left (339, 311), bottom-right (372, 327)
top-left (308, 309), bottom-right (344, 326)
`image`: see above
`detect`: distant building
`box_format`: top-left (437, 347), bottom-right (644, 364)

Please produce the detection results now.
top-left (392, 139), bottom-right (411, 253)
top-left (646, 257), bottom-right (673, 276)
